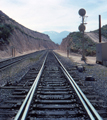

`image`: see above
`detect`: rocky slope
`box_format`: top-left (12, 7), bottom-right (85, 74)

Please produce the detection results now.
top-left (60, 32), bottom-right (96, 56)
top-left (0, 10), bottom-right (58, 58)
top-left (60, 25), bottom-right (107, 56)
top-left (85, 32), bottom-right (107, 43)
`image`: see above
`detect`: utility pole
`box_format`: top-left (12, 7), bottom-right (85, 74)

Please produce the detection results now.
top-left (67, 39), bottom-right (72, 57)
top-left (99, 15), bottom-right (101, 43)
top-left (67, 45), bottom-right (69, 57)
top-left (11, 46), bottom-right (15, 57)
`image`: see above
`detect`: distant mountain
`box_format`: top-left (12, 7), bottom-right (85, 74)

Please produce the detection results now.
top-left (43, 31), bottom-right (70, 44)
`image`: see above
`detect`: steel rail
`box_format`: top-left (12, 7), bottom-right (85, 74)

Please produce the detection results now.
top-left (61, 67), bottom-right (95, 120)
top-left (0, 50), bottom-right (44, 70)
top-left (14, 52), bottom-right (48, 120)
top-left (53, 52), bottom-right (103, 120)
top-left (0, 58), bottom-right (24, 70)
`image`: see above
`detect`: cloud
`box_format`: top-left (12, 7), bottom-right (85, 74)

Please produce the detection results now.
top-left (20, 0), bottom-right (80, 32)
top-left (0, 0), bottom-right (80, 32)
top-left (0, 0), bottom-right (107, 32)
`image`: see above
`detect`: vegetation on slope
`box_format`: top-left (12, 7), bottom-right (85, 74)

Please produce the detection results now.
top-left (68, 32), bottom-right (96, 56)
top-left (0, 23), bottom-right (13, 45)
top-left (70, 24), bottom-right (107, 56)
top-left (0, 22), bottom-right (50, 46)
top-left (0, 10), bottom-right (50, 46)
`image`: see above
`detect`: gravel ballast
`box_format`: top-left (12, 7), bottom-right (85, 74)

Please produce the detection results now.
top-left (56, 52), bottom-right (107, 105)
top-left (1, 50), bottom-right (107, 105)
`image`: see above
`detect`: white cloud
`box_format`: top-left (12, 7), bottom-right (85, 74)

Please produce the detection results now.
top-left (0, 0), bottom-right (107, 32)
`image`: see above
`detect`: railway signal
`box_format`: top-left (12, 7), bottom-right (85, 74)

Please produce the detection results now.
top-left (79, 8), bottom-right (86, 16)
top-left (78, 8), bottom-right (87, 61)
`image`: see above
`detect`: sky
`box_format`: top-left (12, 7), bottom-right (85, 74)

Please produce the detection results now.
top-left (0, 0), bottom-right (107, 33)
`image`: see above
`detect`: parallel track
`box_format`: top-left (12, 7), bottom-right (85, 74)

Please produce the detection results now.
top-left (0, 50), bottom-right (44, 70)
top-left (0, 51), bottom-right (106, 120)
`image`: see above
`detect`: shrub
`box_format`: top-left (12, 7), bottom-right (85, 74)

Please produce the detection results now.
top-left (0, 23), bottom-right (13, 44)
top-left (69, 32), bottom-right (96, 56)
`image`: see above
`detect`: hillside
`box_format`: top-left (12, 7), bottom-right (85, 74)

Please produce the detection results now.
top-left (60, 24), bottom-right (107, 56)
top-left (60, 32), bottom-right (97, 56)
top-left (43, 31), bottom-right (70, 44)
top-left (85, 32), bottom-right (107, 43)
top-left (0, 10), bottom-right (58, 58)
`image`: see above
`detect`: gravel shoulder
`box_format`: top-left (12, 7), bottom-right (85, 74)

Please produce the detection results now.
top-left (54, 50), bottom-right (107, 104)
top-left (1, 49), bottom-right (107, 104)
top-left (0, 51), bottom-right (46, 87)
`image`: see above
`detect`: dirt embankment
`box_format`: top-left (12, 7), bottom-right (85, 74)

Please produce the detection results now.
top-left (85, 32), bottom-right (107, 43)
top-left (59, 35), bottom-right (71, 52)
top-left (0, 10), bottom-right (58, 59)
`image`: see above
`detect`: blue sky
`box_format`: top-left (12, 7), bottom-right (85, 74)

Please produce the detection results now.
top-left (0, 0), bottom-right (107, 33)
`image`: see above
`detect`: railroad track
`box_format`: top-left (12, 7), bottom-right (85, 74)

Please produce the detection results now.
top-left (0, 51), bottom-right (106, 120)
top-left (0, 50), bottom-right (44, 70)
